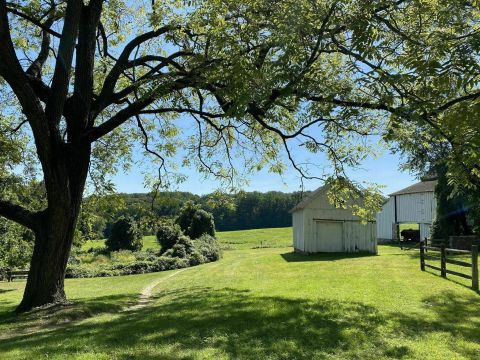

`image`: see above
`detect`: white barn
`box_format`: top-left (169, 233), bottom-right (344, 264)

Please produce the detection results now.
top-left (376, 180), bottom-right (437, 241)
top-left (291, 185), bottom-right (377, 254)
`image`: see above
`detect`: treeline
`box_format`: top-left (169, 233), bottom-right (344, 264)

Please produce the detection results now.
top-left (78, 191), bottom-right (305, 240)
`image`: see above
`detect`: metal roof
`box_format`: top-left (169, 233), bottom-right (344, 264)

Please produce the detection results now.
top-left (389, 180), bottom-right (437, 196)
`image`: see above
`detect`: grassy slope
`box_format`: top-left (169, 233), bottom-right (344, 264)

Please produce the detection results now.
top-left (1, 228), bottom-right (479, 359)
top-left (82, 227), bottom-right (293, 251)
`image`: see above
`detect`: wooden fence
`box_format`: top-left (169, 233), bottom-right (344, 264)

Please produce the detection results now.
top-left (420, 240), bottom-right (479, 292)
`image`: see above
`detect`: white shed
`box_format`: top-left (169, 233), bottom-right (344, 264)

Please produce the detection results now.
top-left (376, 180), bottom-right (437, 241)
top-left (291, 185), bottom-right (377, 254)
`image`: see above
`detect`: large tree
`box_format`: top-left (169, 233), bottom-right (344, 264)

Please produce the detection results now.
top-left (0, 0), bottom-right (478, 312)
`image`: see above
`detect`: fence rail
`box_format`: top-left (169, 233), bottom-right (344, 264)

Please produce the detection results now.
top-left (420, 240), bottom-right (479, 292)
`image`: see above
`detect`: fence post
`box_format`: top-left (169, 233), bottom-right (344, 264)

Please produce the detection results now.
top-left (472, 245), bottom-right (479, 292)
top-left (420, 240), bottom-right (425, 271)
top-left (441, 246), bottom-right (447, 278)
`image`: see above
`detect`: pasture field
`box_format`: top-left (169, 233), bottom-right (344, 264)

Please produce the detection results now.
top-left (1, 227), bottom-right (480, 359)
top-left (82, 227), bottom-right (293, 252)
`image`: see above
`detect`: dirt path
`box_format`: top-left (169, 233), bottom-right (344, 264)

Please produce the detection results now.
top-left (125, 268), bottom-right (189, 311)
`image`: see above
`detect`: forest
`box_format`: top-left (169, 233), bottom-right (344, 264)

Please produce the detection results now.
top-left (80, 190), bottom-right (304, 238)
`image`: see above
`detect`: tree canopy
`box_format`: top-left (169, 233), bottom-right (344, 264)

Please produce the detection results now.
top-left (1, 0), bottom-right (479, 311)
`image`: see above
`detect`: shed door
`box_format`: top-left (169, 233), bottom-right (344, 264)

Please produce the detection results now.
top-left (315, 221), bottom-right (343, 252)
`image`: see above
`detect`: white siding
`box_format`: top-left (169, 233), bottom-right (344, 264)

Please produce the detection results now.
top-left (375, 191), bottom-right (437, 241)
top-left (396, 192), bottom-right (436, 223)
top-left (376, 198), bottom-right (394, 240)
top-left (292, 211), bottom-right (304, 251)
top-left (314, 221), bottom-right (343, 252)
top-left (292, 186), bottom-right (377, 254)
top-left (419, 223), bottom-right (432, 240)
top-left (343, 221), bottom-right (377, 253)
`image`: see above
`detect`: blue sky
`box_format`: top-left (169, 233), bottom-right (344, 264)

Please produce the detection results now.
top-left (112, 142), bottom-right (417, 196)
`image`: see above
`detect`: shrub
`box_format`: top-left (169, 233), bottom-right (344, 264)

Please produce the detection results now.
top-left (175, 202), bottom-right (215, 239)
top-left (65, 264), bottom-right (121, 278)
top-left (134, 249), bottom-right (160, 262)
top-left (163, 235), bottom-right (195, 259)
top-left (156, 223), bottom-right (183, 253)
top-left (175, 201), bottom-right (199, 234)
top-left (189, 210), bottom-right (216, 239)
top-left (111, 260), bottom-right (156, 275)
top-left (66, 230), bottom-right (219, 279)
top-left (195, 234), bottom-right (221, 262)
top-left (105, 217), bottom-right (142, 252)
top-left (110, 250), bottom-right (137, 264)
top-left (188, 250), bottom-right (206, 266)
top-left (0, 218), bottom-right (33, 270)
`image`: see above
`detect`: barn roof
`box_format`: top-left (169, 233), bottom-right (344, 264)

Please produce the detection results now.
top-left (290, 186), bottom-right (326, 213)
top-left (290, 181), bottom-right (373, 213)
top-left (389, 180), bottom-right (437, 196)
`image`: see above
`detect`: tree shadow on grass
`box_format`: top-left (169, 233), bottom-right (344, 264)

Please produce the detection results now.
top-left (0, 287), bottom-right (408, 359)
top-left (0, 287), bottom-right (479, 359)
top-left (0, 293), bottom-right (137, 340)
top-left (280, 251), bottom-right (375, 262)
top-left (389, 290), bottom-right (480, 359)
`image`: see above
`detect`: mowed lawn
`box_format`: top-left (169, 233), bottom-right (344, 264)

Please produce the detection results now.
top-left (82, 227), bottom-right (293, 251)
top-left (1, 228), bottom-right (480, 359)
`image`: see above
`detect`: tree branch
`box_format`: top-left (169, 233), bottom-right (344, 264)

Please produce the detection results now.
top-left (26, 16), bottom-right (54, 78)
top-left (93, 24), bottom-right (179, 116)
top-left (0, 199), bottom-right (40, 230)
top-left (0, 0), bottom-right (51, 166)
top-left (306, 95), bottom-right (399, 113)
top-left (433, 91), bottom-right (480, 114)
top-left (6, 5), bottom-right (61, 38)
top-left (69, 0), bottom-right (103, 136)
top-left (44, 0), bottom-right (83, 133)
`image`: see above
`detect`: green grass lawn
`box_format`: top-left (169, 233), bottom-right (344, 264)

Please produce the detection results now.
top-left (399, 223), bottom-right (420, 232)
top-left (2, 227), bottom-right (480, 359)
top-left (82, 227), bottom-right (293, 252)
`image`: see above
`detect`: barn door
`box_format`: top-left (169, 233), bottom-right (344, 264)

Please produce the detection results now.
top-left (315, 221), bottom-right (343, 252)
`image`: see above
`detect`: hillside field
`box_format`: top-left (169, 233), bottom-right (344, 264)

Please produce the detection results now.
top-left (1, 227), bottom-right (480, 359)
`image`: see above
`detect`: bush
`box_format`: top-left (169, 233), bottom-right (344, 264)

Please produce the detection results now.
top-left (66, 264), bottom-right (122, 278)
top-left (188, 250), bottom-right (206, 266)
top-left (175, 202), bottom-right (215, 239)
top-left (195, 234), bottom-right (221, 262)
top-left (0, 218), bottom-right (33, 270)
top-left (105, 217), bottom-right (142, 252)
top-left (175, 201), bottom-right (199, 234)
top-left (163, 235), bottom-right (195, 259)
top-left (66, 230), bottom-right (220, 279)
top-left (189, 210), bottom-right (216, 239)
top-left (156, 223), bottom-right (183, 253)
top-left (110, 250), bottom-right (137, 264)
top-left (134, 248), bottom-right (160, 262)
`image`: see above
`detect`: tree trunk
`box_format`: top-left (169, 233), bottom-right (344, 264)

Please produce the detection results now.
top-left (16, 146), bottom-right (90, 313)
top-left (16, 210), bottom-right (78, 312)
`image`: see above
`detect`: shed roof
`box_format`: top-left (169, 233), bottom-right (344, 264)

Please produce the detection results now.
top-left (389, 180), bottom-right (437, 196)
top-left (290, 186), bottom-right (325, 213)
top-left (290, 181), bottom-right (372, 213)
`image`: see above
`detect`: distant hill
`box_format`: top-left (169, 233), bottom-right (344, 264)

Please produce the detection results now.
top-left (117, 191), bottom-right (306, 231)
